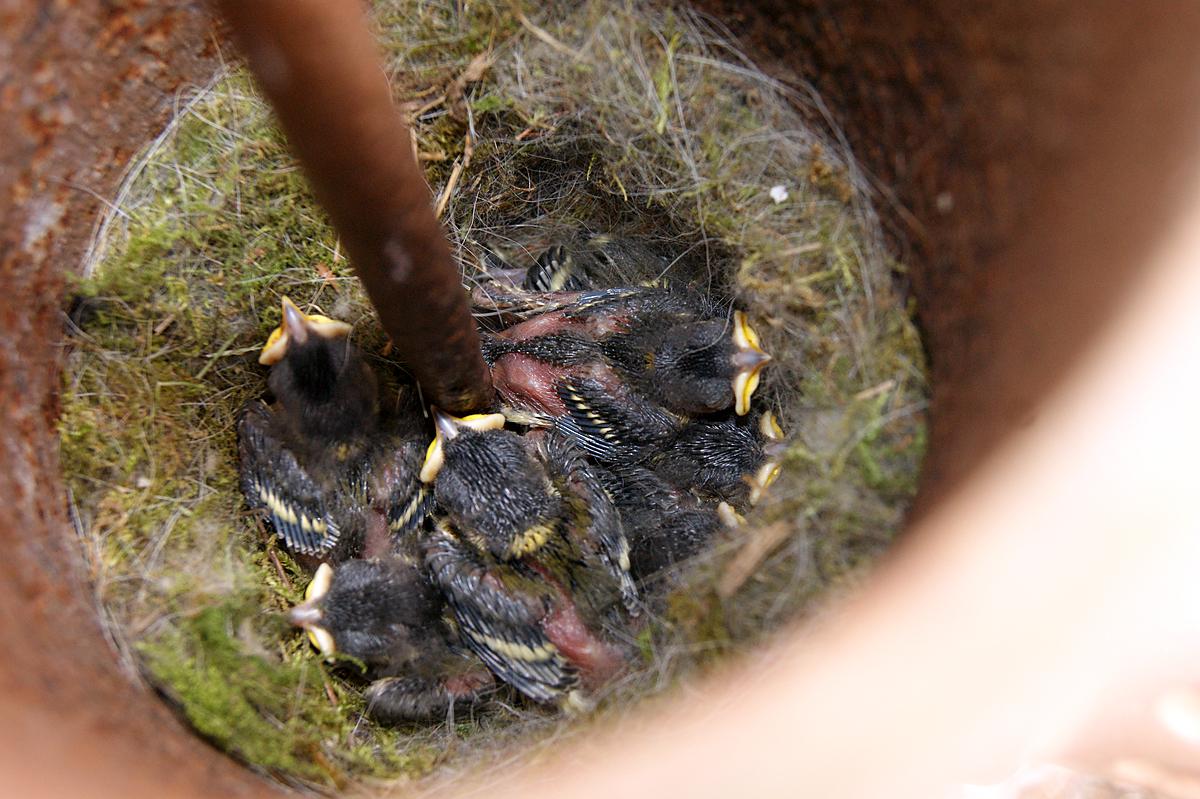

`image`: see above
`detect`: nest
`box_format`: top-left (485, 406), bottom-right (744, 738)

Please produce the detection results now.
top-left (62, 0), bottom-right (926, 791)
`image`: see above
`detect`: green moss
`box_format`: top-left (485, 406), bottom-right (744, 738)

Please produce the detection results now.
top-left (140, 604), bottom-right (327, 780)
top-left (141, 602), bottom-right (443, 785)
top-left (664, 588), bottom-right (731, 658)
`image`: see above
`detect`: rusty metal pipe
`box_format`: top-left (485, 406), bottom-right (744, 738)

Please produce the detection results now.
top-left (214, 0), bottom-right (493, 413)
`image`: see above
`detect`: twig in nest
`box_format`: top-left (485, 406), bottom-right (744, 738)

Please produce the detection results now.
top-left (408, 125), bottom-right (421, 166)
top-left (435, 107), bottom-right (476, 219)
top-left (413, 93), bottom-right (447, 118)
top-left (153, 314), bottom-right (176, 336)
top-left (322, 671), bottom-right (339, 708)
top-left (404, 84), bottom-right (440, 101)
top-left (717, 522), bottom-right (794, 598)
top-left (854, 379), bottom-right (896, 402)
top-left (267, 547), bottom-right (292, 591)
top-left (514, 6), bottom-right (582, 59)
top-left (514, 123), bottom-right (558, 142)
top-left (446, 51), bottom-right (493, 121)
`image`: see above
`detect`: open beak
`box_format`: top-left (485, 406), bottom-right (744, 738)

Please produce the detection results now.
top-left (748, 410), bottom-right (786, 505)
top-left (731, 310), bottom-right (772, 416)
top-left (290, 563), bottom-right (336, 658)
top-left (717, 501), bottom-right (746, 528)
top-left (419, 407), bottom-right (507, 483)
top-left (258, 296), bottom-right (353, 365)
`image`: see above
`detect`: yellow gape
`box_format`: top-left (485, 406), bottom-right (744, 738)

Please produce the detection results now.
top-left (420, 409), bottom-right (507, 484)
top-left (300, 563), bottom-right (337, 658)
top-left (731, 310), bottom-right (771, 415)
top-left (258, 295), bottom-right (352, 365)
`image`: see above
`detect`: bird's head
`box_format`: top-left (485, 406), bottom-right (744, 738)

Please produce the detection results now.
top-left (418, 407), bottom-right (507, 484)
top-left (653, 312), bottom-right (771, 416)
top-left (258, 295), bottom-right (352, 366)
top-left (289, 559), bottom-right (440, 664)
top-left (420, 408), bottom-right (558, 559)
top-left (258, 296), bottom-right (377, 439)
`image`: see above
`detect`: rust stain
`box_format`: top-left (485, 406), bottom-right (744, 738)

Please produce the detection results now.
top-left (3, 0), bottom-right (1200, 796)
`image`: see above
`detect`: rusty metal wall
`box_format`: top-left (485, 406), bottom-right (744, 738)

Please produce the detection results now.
top-left (0, 2), bottom-right (271, 795)
top-left (697, 0), bottom-right (1200, 514)
top-left (4, 0), bottom-right (1200, 796)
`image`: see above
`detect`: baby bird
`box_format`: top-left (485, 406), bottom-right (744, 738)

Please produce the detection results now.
top-left (522, 244), bottom-right (591, 292)
top-left (238, 296), bottom-right (430, 560)
top-left (595, 460), bottom-right (727, 582)
top-left (418, 408), bottom-right (636, 708)
top-left (482, 287), bottom-right (770, 466)
top-left (651, 410), bottom-right (788, 506)
top-left (289, 558), bottom-right (494, 722)
top-left (600, 308), bottom-right (772, 417)
top-left (474, 236), bottom-right (664, 300)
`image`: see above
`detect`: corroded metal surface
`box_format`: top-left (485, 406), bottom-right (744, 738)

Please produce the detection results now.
top-left (0, 2), bottom-right (274, 796)
top-left (696, 0), bottom-right (1200, 514)
top-left (4, 0), bottom-right (1200, 796)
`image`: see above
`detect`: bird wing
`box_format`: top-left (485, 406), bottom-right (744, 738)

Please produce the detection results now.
top-left (524, 244), bottom-right (590, 292)
top-left (555, 377), bottom-right (680, 463)
top-left (538, 430), bottom-right (638, 614)
top-left (237, 401), bottom-right (342, 557)
top-left (650, 417), bottom-right (763, 502)
top-left (599, 461), bottom-right (722, 578)
top-left (365, 669), bottom-right (493, 724)
top-left (470, 285), bottom-right (643, 320)
top-left (387, 485), bottom-right (433, 537)
top-left (365, 439), bottom-right (434, 538)
top-left (423, 525), bottom-right (578, 704)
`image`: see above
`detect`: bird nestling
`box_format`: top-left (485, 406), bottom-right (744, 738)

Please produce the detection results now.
top-left (474, 235), bottom-right (666, 299)
top-left (651, 409), bottom-right (788, 506)
top-left (238, 296), bottom-right (431, 561)
top-left (595, 459), bottom-right (727, 582)
top-left (289, 558), bottom-right (494, 722)
top-left (418, 408), bottom-right (637, 709)
top-left (480, 285), bottom-right (771, 472)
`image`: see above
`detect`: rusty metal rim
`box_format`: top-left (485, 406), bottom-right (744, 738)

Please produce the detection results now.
top-left (5, 1), bottom-right (1200, 797)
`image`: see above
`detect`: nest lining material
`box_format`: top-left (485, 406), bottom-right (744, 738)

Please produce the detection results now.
top-left (62, 0), bottom-right (927, 791)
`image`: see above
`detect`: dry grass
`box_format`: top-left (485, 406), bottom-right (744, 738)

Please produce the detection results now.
top-left (61, 0), bottom-right (926, 792)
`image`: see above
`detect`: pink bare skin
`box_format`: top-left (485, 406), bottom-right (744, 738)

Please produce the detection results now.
top-left (529, 562), bottom-right (629, 688)
top-left (491, 346), bottom-right (636, 420)
top-left (361, 509), bottom-right (392, 559)
top-left (496, 309), bottom-right (573, 340)
top-left (443, 668), bottom-right (496, 698)
top-left (492, 352), bottom-right (569, 415)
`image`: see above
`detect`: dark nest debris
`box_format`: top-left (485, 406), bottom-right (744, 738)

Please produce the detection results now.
top-left (61, 0), bottom-right (927, 792)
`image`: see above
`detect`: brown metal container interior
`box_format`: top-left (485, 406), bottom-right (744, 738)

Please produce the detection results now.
top-left (4, 1), bottom-right (1200, 796)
